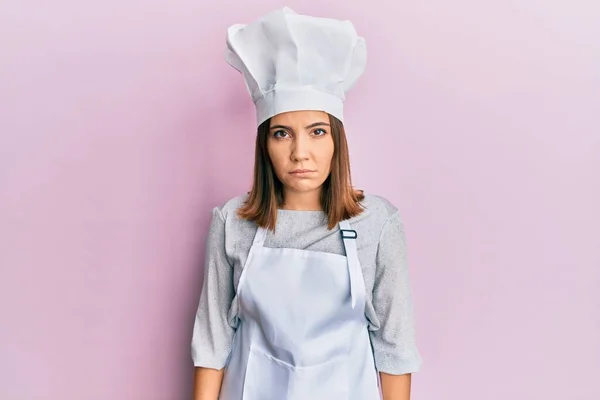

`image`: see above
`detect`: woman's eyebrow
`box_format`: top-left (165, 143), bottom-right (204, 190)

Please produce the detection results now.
top-left (270, 124), bottom-right (292, 131)
top-left (305, 122), bottom-right (330, 129)
top-left (269, 122), bottom-right (330, 130)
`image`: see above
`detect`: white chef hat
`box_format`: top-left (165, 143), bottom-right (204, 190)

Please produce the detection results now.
top-left (225, 7), bottom-right (367, 126)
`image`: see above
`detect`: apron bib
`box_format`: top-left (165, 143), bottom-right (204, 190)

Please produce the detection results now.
top-left (220, 220), bottom-right (380, 400)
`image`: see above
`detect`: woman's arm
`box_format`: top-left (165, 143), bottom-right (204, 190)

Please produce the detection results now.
top-left (370, 209), bottom-right (422, 397)
top-left (380, 372), bottom-right (412, 400)
top-left (191, 207), bottom-right (236, 399)
top-left (193, 367), bottom-right (224, 400)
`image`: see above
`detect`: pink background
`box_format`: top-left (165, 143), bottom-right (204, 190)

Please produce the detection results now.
top-left (1, 1), bottom-right (599, 399)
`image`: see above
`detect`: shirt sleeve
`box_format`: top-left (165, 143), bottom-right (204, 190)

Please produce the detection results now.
top-left (191, 207), bottom-right (236, 369)
top-left (369, 210), bottom-right (423, 375)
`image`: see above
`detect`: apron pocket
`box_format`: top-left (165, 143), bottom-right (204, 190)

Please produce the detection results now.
top-left (243, 346), bottom-right (349, 400)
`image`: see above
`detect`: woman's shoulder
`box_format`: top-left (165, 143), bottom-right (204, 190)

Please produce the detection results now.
top-left (212, 193), bottom-right (251, 223)
top-left (352, 192), bottom-right (406, 241)
top-left (359, 192), bottom-right (401, 220)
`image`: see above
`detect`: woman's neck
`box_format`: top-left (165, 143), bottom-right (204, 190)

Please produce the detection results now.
top-left (281, 189), bottom-right (322, 211)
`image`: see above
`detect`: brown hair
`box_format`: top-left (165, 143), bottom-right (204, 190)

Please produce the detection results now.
top-left (237, 113), bottom-right (364, 230)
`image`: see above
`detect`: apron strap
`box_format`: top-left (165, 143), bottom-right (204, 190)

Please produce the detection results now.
top-left (252, 225), bottom-right (268, 247)
top-left (339, 220), bottom-right (362, 309)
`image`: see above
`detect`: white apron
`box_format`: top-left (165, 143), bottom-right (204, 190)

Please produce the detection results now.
top-left (219, 220), bottom-right (381, 400)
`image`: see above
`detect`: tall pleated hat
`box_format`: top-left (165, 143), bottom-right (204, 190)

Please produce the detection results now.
top-left (225, 7), bottom-right (367, 126)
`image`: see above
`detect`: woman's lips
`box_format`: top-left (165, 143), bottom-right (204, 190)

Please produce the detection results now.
top-left (289, 169), bottom-right (316, 176)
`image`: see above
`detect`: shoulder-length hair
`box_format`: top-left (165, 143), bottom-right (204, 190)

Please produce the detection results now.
top-left (237, 113), bottom-right (364, 230)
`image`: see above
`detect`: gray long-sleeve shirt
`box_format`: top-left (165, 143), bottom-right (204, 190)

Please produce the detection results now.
top-left (191, 193), bottom-right (422, 375)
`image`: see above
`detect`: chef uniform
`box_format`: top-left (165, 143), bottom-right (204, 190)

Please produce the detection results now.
top-left (218, 7), bottom-right (378, 399)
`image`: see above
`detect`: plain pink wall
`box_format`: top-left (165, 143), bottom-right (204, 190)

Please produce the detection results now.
top-left (1, 0), bottom-right (599, 399)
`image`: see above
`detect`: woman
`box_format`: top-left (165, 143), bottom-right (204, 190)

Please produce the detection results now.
top-left (192, 7), bottom-right (422, 400)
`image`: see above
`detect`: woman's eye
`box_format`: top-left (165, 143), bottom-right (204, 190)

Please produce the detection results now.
top-left (273, 130), bottom-right (289, 138)
top-left (313, 128), bottom-right (327, 136)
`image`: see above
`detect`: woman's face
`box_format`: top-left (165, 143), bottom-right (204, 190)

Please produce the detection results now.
top-left (267, 110), bottom-right (334, 196)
